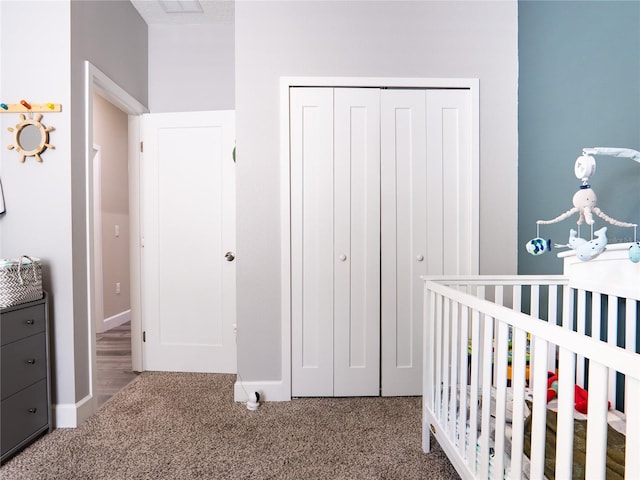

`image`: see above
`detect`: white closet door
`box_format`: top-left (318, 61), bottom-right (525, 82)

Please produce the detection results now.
top-left (427, 89), bottom-right (474, 274)
top-left (381, 89), bottom-right (473, 396)
top-left (381, 90), bottom-right (428, 396)
top-left (333, 88), bottom-right (380, 396)
top-left (291, 88), bottom-right (381, 397)
top-left (291, 88), bottom-right (335, 396)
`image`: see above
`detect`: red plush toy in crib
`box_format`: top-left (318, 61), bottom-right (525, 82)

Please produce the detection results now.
top-left (547, 373), bottom-right (558, 402)
top-left (546, 372), bottom-right (611, 413)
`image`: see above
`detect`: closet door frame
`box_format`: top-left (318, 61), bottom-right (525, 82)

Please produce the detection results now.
top-left (280, 77), bottom-right (480, 401)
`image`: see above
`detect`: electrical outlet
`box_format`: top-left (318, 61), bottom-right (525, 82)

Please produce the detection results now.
top-left (116, 282), bottom-right (121, 294)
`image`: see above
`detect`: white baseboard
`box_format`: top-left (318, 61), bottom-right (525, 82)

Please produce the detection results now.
top-left (102, 309), bottom-right (131, 332)
top-left (53, 394), bottom-right (95, 428)
top-left (234, 379), bottom-right (290, 402)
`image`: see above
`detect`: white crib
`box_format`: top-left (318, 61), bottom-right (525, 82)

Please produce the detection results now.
top-left (422, 244), bottom-right (640, 479)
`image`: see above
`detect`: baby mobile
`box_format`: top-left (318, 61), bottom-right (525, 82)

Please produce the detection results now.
top-left (526, 147), bottom-right (640, 263)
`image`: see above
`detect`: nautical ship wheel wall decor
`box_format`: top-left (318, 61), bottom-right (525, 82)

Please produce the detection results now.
top-left (7, 113), bottom-right (55, 163)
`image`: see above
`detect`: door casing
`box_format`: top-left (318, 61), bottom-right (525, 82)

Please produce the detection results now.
top-left (234, 76), bottom-right (480, 402)
top-left (85, 61), bottom-right (148, 424)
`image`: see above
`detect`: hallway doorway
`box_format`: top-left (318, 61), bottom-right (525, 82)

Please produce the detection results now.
top-left (92, 92), bottom-right (137, 406)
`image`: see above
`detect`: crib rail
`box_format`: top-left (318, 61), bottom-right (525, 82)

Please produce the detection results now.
top-left (422, 275), bottom-right (640, 480)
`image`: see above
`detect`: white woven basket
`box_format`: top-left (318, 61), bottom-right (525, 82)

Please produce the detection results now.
top-left (0, 256), bottom-right (43, 308)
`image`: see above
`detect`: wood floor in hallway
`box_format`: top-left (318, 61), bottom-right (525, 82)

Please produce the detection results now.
top-left (96, 322), bottom-right (139, 408)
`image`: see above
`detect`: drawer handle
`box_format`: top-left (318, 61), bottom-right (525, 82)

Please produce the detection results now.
top-left (28, 408), bottom-right (37, 414)
top-left (26, 358), bottom-right (36, 365)
top-left (26, 319), bottom-right (35, 325)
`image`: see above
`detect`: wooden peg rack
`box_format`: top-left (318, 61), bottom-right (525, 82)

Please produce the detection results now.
top-left (0, 103), bottom-right (62, 113)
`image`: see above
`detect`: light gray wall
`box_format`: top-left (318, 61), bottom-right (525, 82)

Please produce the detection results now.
top-left (69, 0), bottom-right (147, 405)
top-left (518, 1), bottom-right (640, 275)
top-left (235, 1), bottom-right (519, 382)
top-left (148, 23), bottom-right (235, 112)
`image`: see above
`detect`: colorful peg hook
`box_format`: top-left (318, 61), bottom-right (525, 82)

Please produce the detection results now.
top-left (20, 99), bottom-right (32, 110)
top-left (0, 103), bottom-right (8, 111)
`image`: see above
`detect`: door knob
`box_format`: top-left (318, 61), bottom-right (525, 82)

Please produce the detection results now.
top-left (416, 254), bottom-right (424, 261)
top-left (225, 252), bottom-right (235, 262)
top-left (339, 254), bottom-right (347, 261)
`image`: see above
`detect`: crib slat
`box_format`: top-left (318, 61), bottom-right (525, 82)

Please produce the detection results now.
top-left (509, 327), bottom-right (528, 479)
top-left (513, 284), bottom-right (522, 312)
top-left (529, 285), bottom-right (540, 392)
top-left (555, 346), bottom-right (575, 479)
top-left (529, 336), bottom-right (549, 480)
top-left (627, 299), bottom-right (637, 353)
top-left (422, 289), bottom-right (435, 453)
top-left (585, 362), bottom-right (609, 479)
top-left (547, 285), bottom-right (559, 373)
top-left (492, 285), bottom-right (504, 385)
top-left (591, 292), bottom-right (602, 340)
top-left (493, 319), bottom-right (509, 479)
top-left (449, 301), bottom-right (459, 441)
top-left (478, 314), bottom-right (494, 479)
top-left (607, 296), bottom-right (618, 403)
top-left (562, 286), bottom-right (575, 330)
top-left (576, 289), bottom-right (587, 387)
top-left (530, 284), bottom-right (540, 319)
top-left (442, 298), bottom-right (451, 436)
top-left (434, 294), bottom-right (443, 423)
top-left (467, 308), bottom-right (481, 472)
top-left (626, 377), bottom-right (640, 479)
top-left (458, 305), bottom-right (469, 460)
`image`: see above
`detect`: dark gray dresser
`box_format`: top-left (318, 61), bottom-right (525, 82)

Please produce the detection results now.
top-left (1, 293), bottom-right (51, 463)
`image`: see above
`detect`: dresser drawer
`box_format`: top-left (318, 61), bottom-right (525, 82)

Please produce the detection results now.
top-left (1, 305), bottom-right (45, 346)
top-left (1, 332), bottom-right (47, 400)
top-left (1, 379), bottom-right (48, 457)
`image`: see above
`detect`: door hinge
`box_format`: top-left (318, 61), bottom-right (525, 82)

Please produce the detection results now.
top-left (143, 331), bottom-right (146, 342)
top-left (140, 141), bottom-right (144, 153)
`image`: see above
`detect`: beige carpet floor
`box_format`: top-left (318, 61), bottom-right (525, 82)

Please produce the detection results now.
top-left (1, 372), bottom-right (460, 479)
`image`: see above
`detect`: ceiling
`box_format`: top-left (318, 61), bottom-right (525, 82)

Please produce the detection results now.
top-left (130, 0), bottom-right (234, 25)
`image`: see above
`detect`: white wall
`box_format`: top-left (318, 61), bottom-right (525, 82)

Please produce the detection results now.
top-left (235, 1), bottom-right (519, 383)
top-left (1, 0), bottom-right (74, 408)
top-left (0, 0), bottom-right (147, 426)
top-left (148, 23), bottom-right (235, 112)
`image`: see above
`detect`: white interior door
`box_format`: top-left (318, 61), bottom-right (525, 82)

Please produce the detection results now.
top-left (291, 88), bottom-right (381, 396)
top-left (141, 111), bottom-right (236, 373)
top-left (381, 89), bottom-right (473, 396)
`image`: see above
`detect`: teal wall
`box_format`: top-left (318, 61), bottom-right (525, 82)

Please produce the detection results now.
top-left (518, 0), bottom-right (640, 274)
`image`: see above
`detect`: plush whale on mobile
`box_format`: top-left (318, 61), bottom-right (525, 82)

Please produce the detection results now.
top-left (575, 227), bottom-right (608, 261)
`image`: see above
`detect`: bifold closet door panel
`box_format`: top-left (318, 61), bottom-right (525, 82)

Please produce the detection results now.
top-left (333, 88), bottom-right (381, 397)
top-left (291, 88), bottom-right (335, 397)
top-left (426, 89), bottom-right (474, 274)
top-left (380, 89), bottom-right (428, 397)
top-left (380, 88), bottom-right (474, 396)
